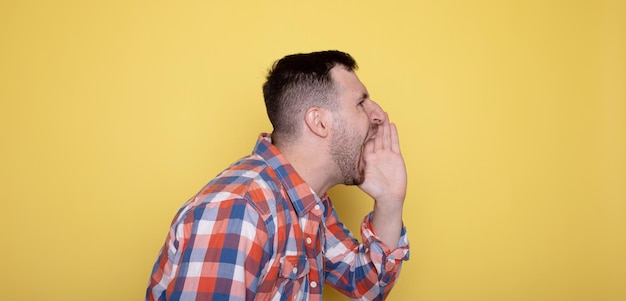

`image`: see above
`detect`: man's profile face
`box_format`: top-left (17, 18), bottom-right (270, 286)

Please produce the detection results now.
top-left (328, 66), bottom-right (385, 185)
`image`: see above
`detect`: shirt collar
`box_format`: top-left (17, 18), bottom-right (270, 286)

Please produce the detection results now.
top-left (253, 133), bottom-right (320, 216)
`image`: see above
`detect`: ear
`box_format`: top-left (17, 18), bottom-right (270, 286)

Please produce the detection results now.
top-left (304, 107), bottom-right (330, 138)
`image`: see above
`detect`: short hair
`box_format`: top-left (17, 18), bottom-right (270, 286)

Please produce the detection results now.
top-left (262, 50), bottom-right (358, 143)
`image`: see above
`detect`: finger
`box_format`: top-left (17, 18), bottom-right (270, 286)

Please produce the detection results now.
top-left (390, 123), bottom-right (401, 153)
top-left (382, 113), bottom-right (391, 150)
top-left (375, 116), bottom-right (387, 151)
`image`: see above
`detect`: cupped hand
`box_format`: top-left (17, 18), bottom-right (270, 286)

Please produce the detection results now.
top-left (358, 114), bottom-right (407, 208)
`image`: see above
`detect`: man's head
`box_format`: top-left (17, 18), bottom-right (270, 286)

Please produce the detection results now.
top-left (262, 50), bottom-right (358, 145)
top-left (263, 50), bottom-right (386, 187)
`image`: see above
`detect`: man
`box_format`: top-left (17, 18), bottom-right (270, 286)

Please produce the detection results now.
top-left (146, 50), bottom-right (409, 301)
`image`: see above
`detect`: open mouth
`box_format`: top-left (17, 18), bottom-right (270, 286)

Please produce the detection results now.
top-left (356, 126), bottom-right (379, 177)
top-left (359, 133), bottom-right (375, 166)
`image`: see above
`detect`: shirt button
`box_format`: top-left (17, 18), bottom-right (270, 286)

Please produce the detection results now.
top-left (306, 237), bottom-right (312, 244)
top-left (310, 281), bottom-right (318, 288)
top-left (314, 204), bottom-right (320, 210)
top-left (292, 267), bottom-right (298, 274)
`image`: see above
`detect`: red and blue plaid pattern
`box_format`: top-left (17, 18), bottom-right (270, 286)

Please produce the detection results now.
top-left (146, 134), bottom-right (409, 301)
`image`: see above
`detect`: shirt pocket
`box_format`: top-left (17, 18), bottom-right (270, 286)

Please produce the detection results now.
top-left (279, 255), bottom-right (310, 280)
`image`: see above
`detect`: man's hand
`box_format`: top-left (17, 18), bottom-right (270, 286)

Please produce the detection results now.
top-left (359, 113), bottom-right (407, 249)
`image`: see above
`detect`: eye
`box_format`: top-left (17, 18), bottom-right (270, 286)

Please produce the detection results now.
top-left (358, 100), bottom-right (365, 107)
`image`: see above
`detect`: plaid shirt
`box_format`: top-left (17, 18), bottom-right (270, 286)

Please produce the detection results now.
top-left (147, 134), bottom-right (409, 301)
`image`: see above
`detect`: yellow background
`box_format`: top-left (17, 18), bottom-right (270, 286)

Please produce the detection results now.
top-left (1, 0), bottom-right (624, 300)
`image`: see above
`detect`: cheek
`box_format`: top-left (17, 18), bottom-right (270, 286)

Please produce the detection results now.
top-left (358, 111), bottom-right (370, 127)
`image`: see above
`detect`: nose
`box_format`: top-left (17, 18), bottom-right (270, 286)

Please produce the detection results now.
top-left (368, 100), bottom-right (386, 125)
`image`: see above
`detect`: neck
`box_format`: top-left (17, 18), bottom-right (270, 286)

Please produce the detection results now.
top-left (274, 135), bottom-right (339, 196)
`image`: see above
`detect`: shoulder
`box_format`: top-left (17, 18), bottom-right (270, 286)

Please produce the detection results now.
top-left (190, 154), bottom-right (286, 219)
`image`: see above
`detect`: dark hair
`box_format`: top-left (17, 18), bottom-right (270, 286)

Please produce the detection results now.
top-left (262, 50), bottom-right (358, 143)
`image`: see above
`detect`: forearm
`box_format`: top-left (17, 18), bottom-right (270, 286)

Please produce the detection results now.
top-left (371, 200), bottom-right (404, 250)
top-left (324, 204), bottom-right (409, 300)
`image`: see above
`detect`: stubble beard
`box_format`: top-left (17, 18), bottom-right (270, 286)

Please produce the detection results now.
top-left (330, 122), bottom-right (365, 186)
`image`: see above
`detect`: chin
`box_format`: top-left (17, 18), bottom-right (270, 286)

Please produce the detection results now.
top-left (345, 180), bottom-right (360, 186)
top-left (345, 171), bottom-right (364, 186)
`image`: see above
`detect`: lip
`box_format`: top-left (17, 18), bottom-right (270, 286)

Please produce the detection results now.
top-left (364, 128), bottom-right (377, 144)
top-left (357, 125), bottom-right (379, 173)
top-left (359, 131), bottom-right (376, 169)
top-left (368, 124), bottom-right (379, 139)
top-left (358, 146), bottom-right (366, 174)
